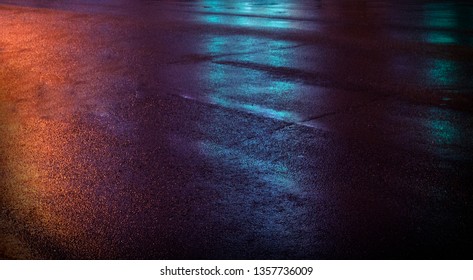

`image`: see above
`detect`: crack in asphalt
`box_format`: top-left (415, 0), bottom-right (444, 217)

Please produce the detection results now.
top-left (168, 84), bottom-right (393, 150)
top-left (168, 90), bottom-right (316, 149)
top-left (299, 95), bottom-right (391, 124)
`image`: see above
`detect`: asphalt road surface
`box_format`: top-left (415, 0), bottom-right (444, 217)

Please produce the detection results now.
top-left (1, 0), bottom-right (473, 259)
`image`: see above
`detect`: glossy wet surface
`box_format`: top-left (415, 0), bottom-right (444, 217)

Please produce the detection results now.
top-left (1, 0), bottom-right (473, 259)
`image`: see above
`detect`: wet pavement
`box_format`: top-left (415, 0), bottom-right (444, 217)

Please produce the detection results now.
top-left (1, 0), bottom-right (473, 259)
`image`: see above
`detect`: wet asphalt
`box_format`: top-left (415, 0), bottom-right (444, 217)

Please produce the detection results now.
top-left (1, 0), bottom-right (473, 259)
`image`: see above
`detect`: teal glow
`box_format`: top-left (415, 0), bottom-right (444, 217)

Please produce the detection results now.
top-left (234, 15), bottom-right (290, 29)
top-left (205, 15), bottom-right (221, 24)
top-left (238, 40), bottom-right (294, 68)
top-left (428, 58), bottom-right (458, 86)
top-left (198, 141), bottom-right (295, 189)
top-left (205, 37), bottom-right (227, 84)
top-left (426, 32), bottom-right (456, 45)
top-left (423, 3), bottom-right (458, 29)
top-left (209, 96), bottom-right (297, 121)
top-left (242, 2), bottom-right (252, 11)
top-left (195, 2), bottom-right (309, 247)
top-left (202, 33), bottom-right (300, 122)
top-left (206, 35), bottom-right (230, 54)
top-left (269, 80), bottom-right (297, 96)
top-left (422, 3), bottom-right (473, 46)
top-left (198, 0), bottom-right (294, 30)
top-left (199, 14), bottom-right (291, 30)
top-left (423, 3), bottom-right (456, 45)
top-left (426, 108), bottom-right (459, 147)
top-left (429, 120), bottom-right (457, 145)
top-left (425, 14), bottom-right (457, 29)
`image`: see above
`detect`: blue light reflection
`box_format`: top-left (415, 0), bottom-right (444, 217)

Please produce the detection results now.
top-left (194, 1), bottom-right (311, 254)
top-left (423, 3), bottom-right (473, 46)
